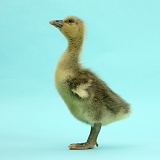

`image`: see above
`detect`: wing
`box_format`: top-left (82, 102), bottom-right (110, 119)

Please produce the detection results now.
top-left (66, 77), bottom-right (92, 99)
top-left (71, 82), bottom-right (91, 99)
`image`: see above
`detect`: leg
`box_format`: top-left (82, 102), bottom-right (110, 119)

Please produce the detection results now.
top-left (69, 123), bottom-right (102, 150)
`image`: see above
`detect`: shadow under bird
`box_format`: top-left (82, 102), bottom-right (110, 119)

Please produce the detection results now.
top-left (49, 16), bottom-right (131, 150)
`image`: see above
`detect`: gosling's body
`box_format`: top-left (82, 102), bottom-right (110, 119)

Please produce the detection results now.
top-left (55, 60), bottom-right (129, 126)
top-left (50, 16), bottom-right (131, 150)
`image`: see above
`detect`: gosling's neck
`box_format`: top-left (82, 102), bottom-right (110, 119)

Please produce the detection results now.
top-left (57, 36), bottom-right (84, 70)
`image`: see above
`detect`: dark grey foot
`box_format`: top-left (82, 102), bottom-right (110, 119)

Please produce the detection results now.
top-left (69, 123), bottom-right (101, 150)
top-left (69, 142), bottom-right (96, 150)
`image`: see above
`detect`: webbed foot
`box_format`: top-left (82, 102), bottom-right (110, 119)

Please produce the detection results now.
top-left (69, 142), bottom-right (98, 150)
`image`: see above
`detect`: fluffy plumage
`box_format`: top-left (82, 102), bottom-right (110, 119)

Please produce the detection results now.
top-left (49, 16), bottom-right (131, 150)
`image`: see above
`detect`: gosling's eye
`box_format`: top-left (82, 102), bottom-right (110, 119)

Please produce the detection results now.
top-left (68, 19), bottom-right (74, 23)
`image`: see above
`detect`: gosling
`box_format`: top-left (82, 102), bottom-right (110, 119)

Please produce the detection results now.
top-left (49, 16), bottom-right (131, 150)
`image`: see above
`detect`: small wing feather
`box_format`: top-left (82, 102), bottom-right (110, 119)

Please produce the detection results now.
top-left (72, 84), bottom-right (89, 98)
top-left (68, 78), bottom-right (92, 99)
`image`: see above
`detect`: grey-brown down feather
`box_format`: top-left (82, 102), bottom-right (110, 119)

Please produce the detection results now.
top-left (65, 69), bottom-right (130, 115)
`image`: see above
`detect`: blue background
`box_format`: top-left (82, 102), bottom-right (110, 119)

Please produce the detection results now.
top-left (0, 0), bottom-right (160, 159)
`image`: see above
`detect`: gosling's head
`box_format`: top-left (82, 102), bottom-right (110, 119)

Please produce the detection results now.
top-left (49, 16), bottom-right (85, 40)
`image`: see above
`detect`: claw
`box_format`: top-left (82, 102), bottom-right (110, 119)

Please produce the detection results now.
top-left (96, 142), bottom-right (98, 147)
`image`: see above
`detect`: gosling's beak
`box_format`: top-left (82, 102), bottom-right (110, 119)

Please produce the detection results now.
top-left (49, 20), bottom-right (63, 29)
